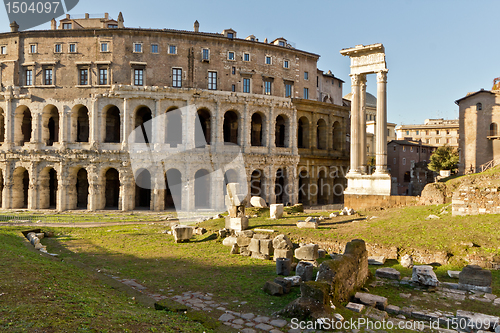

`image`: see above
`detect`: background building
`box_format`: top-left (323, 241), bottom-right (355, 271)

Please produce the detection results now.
top-left (396, 118), bottom-right (459, 147)
top-left (0, 13), bottom-right (349, 211)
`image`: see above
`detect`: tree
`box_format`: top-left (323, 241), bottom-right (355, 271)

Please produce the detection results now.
top-left (428, 145), bottom-right (459, 172)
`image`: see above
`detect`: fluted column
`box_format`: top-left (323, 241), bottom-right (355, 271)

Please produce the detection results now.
top-left (348, 74), bottom-right (361, 174)
top-left (359, 74), bottom-right (367, 174)
top-left (375, 70), bottom-right (389, 173)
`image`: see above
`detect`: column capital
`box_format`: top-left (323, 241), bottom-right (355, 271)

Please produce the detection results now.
top-left (377, 70), bottom-right (388, 83)
top-left (349, 73), bottom-right (366, 86)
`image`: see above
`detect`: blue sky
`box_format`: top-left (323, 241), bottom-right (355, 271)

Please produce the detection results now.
top-left (2, 0), bottom-right (499, 125)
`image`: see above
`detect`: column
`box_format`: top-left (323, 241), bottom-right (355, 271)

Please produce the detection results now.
top-left (90, 98), bottom-right (99, 146)
top-left (27, 162), bottom-right (37, 210)
top-left (4, 95), bottom-right (13, 147)
top-left (121, 98), bottom-right (129, 147)
top-left (57, 163), bottom-right (68, 211)
top-left (88, 166), bottom-right (99, 211)
top-left (2, 163), bottom-right (12, 208)
top-left (59, 108), bottom-right (68, 146)
top-left (348, 74), bottom-right (360, 174)
top-left (375, 70), bottom-right (389, 173)
top-left (359, 74), bottom-right (367, 174)
top-left (241, 103), bottom-right (249, 151)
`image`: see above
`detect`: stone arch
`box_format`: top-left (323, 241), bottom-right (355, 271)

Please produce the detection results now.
top-left (39, 167), bottom-right (58, 209)
top-left (490, 122), bottom-right (498, 136)
top-left (13, 167), bottom-right (29, 208)
top-left (250, 169), bottom-right (265, 199)
top-left (333, 176), bottom-right (344, 204)
top-left (275, 168), bottom-right (286, 204)
top-left (71, 105), bottom-right (89, 143)
top-left (194, 169), bottom-right (210, 209)
top-left (42, 104), bottom-right (59, 146)
top-left (298, 116), bottom-right (310, 148)
top-left (332, 121), bottom-right (342, 150)
top-left (165, 168), bottom-right (182, 210)
top-left (275, 114), bottom-right (288, 148)
top-left (134, 106), bottom-right (152, 144)
top-left (104, 168), bottom-right (120, 209)
top-left (195, 108), bottom-right (211, 147)
top-left (0, 107), bottom-right (4, 143)
top-left (135, 168), bottom-right (151, 210)
top-left (76, 168), bottom-right (89, 209)
top-left (103, 105), bottom-right (121, 143)
top-left (15, 105), bottom-right (32, 145)
top-left (298, 169), bottom-right (309, 205)
top-left (251, 112), bottom-right (265, 147)
top-left (317, 118), bottom-right (327, 150)
top-left (165, 107), bottom-right (182, 147)
top-left (223, 110), bottom-right (239, 145)
top-left (317, 169), bottom-right (329, 205)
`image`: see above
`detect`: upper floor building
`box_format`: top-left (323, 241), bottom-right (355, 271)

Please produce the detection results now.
top-left (396, 118), bottom-right (459, 147)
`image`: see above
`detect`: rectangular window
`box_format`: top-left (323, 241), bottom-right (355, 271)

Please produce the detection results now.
top-left (172, 68), bottom-right (182, 88)
top-left (0, 46), bottom-right (6, 54)
top-left (26, 69), bottom-right (33, 86)
top-left (69, 43), bottom-right (76, 53)
top-left (101, 43), bottom-right (109, 52)
top-left (406, 130), bottom-right (410, 135)
top-left (265, 56), bottom-right (271, 64)
top-left (169, 45), bottom-right (177, 54)
top-left (436, 130), bottom-right (440, 135)
top-left (231, 84), bottom-right (235, 92)
top-left (54, 44), bottom-right (61, 53)
top-left (208, 71), bottom-right (217, 90)
top-left (44, 68), bottom-right (53, 85)
top-left (243, 53), bottom-right (250, 62)
top-left (29, 44), bottom-right (37, 54)
top-left (134, 43), bottom-right (143, 53)
top-left (79, 68), bottom-right (88, 85)
top-left (403, 146), bottom-right (406, 152)
top-left (303, 87), bottom-right (309, 99)
top-left (202, 48), bottom-right (209, 61)
top-left (416, 130), bottom-right (419, 135)
top-left (63, 23), bottom-right (72, 29)
top-left (151, 44), bottom-right (159, 54)
top-left (99, 68), bottom-right (108, 85)
top-left (285, 83), bottom-right (292, 98)
top-left (108, 24), bottom-right (118, 28)
top-left (227, 32), bottom-right (234, 39)
top-left (436, 138), bottom-right (440, 144)
top-left (304, 71), bottom-right (309, 80)
top-left (283, 60), bottom-right (289, 68)
top-left (134, 69), bottom-right (144, 86)
top-left (243, 78), bottom-right (250, 93)
top-left (264, 81), bottom-right (272, 95)
top-left (228, 51), bottom-right (235, 60)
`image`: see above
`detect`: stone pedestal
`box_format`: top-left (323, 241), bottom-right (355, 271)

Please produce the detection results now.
top-left (344, 172), bottom-right (391, 196)
top-left (224, 216), bottom-right (249, 232)
top-left (270, 203), bottom-right (283, 219)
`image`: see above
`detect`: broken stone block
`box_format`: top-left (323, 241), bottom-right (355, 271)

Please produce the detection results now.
top-left (236, 230), bottom-right (254, 238)
top-left (248, 238), bottom-right (260, 252)
top-left (193, 227), bottom-right (207, 235)
top-left (260, 239), bottom-right (274, 256)
top-left (368, 256), bottom-right (386, 265)
top-left (386, 305), bottom-right (400, 315)
top-left (236, 235), bottom-right (252, 247)
top-left (283, 275), bottom-right (302, 286)
top-left (375, 267), bottom-right (401, 280)
top-left (226, 183), bottom-right (247, 207)
top-left (459, 265), bottom-right (492, 287)
top-left (400, 254), bottom-right (414, 268)
top-left (274, 277), bottom-right (292, 294)
top-left (318, 249), bottom-right (326, 258)
top-left (353, 292), bottom-right (388, 310)
top-left (263, 281), bottom-right (283, 296)
top-left (250, 196), bottom-right (267, 208)
top-left (456, 310), bottom-right (500, 331)
top-left (240, 246), bottom-right (251, 256)
top-left (304, 216), bottom-right (318, 223)
top-left (365, 307), bottom-right (388, 321)
top-left (300, 281), bottom-right (330, 304)
top-left (276, 258), bottom-right (291, 276)
top-left (448, 270), bottom-right (460, 279)
top-left (224, 217), bottom-right (249, 231)
top-left (297, 221), bottom-right (318, 229)
top-left (411, 265), bottom-right (439, 287)
top-left (273, 249), bottom-right (293, 261)
top-left (230, 244), bottom-right (239, 255)
top-left (253, 233), bottom-right (270, 240)
top-left (35, 233), bottom-right (45, 239)
top-left (222, 236), bottom-right (238, 246)
top-left (346, 302), bottom-right (364, 313)
top-left (329, 212), bottom-right (339, 218)
top-left (172, 225), bottom-right (193, 243)
top-left (294, 244), bottom-right (319, 261)
top-left (296, 261), bottom-right (314, 282)
top-left (270, 204), bottom-right (284, 219)
top-left (272, 234), bottom-right (293, 249)
top-left (251, 252), bottom-right (270, 260)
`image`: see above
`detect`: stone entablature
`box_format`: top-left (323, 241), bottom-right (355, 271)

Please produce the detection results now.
top-left (452, 186), bottom-right (500, 216)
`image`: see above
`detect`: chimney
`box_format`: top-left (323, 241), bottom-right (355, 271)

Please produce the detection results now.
top-left (85, 13), bottom-right (89, 19)
top-left (264, 38), bottom-right (268, 43)
top-left (194, 20), bottom-right (199, 32)
top-left (104, 12), bottom-right (109, 20)
top-left (10, 21), bottom-right (19, 32)
top-left (118, 12), bottom-right (124, 28)
top-left (66, 14), bottom-right (70, 19)
top-left (51, 18), bottom-right (56, 30)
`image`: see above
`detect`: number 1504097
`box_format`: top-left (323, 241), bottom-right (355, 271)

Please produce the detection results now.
top-left (5, 2), bottom-right (59, 14)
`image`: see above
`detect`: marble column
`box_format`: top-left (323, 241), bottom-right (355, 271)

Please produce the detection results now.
top-left (359, 74), bottom-right (367, 174)
top-left (348, 74), bottom-right (360, 174)
top-left (375, 70), bottom-right (389, 173)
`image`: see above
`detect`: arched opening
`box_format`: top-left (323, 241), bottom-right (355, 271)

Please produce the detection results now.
top-left (72, 105), bottom-right (89, 143)
top-left (275, 115), bottom-right (287, 148)
top-left (104, 105), bottom-right (121, 143)
top-left (298, 117), bottom-right (309, 148)
top-left (195, 169), bottom-right (210, 209)
top-left (251, 113), bottom-right (263, 146)
top-left (333, 177), bottom-right (344, 204)
top-left (135, 106), bottom-right (152, 144)
top-left (76, 168), bottom-right (89, 209)
top-left (165, 108), bottom-right (182, 147)
top-left (195, 109), bottom-right (211, 147)
top-left (317, 170), bottom-right (328, 205)
top-left (15, 106), bottom-right (32, 145)
top-left (39, 167), bottom-right (58, 209)
top-left (223, 111), bottom-right (238, 145)
top-left (135, 168), bottom-right (151, 210)
top-left (250, 169), bottom-right (265, 199)
top-left (332, 121), bottom-right (342, 150)
top-left (298, 170), bottom-right (309, 205)
top-left (13, 167), bottom-right (29, 208)
top-left (404, 171), bottom-right (411, 183)
top-left (275, 168), bottom-right (285, 204)
top-left (317, 119), bottom-right (327, 149)
top-left (42, 105), bottom-right (59, 146)
top-left (165, 169), bottom-right (182, 210)
top-left (223, 169), bottom-right (239, 195)
top-left (490, 122), bottom-right (498, 136)
top-left (0, 108), bottom-right (5, 143)
top-left (105, 168), bottom-right (120, 209)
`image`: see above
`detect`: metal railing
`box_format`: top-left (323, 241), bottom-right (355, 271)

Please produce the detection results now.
top-left (480, 158), bottom-right (500, 173)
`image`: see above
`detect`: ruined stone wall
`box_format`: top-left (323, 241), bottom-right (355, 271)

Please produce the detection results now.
top-left (452, 186), bottom-right (500, 216)
top-left (344, 194), bottom-right (418, 211)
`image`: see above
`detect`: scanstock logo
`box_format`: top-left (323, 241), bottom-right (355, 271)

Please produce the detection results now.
top-left (4, 0), bottom-right (79, 31)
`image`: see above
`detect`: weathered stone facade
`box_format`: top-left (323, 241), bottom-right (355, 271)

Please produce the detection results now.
top-left (0, 14), bottom-right (349, 211)
top-left (452, 186), bottom-right (500, 216)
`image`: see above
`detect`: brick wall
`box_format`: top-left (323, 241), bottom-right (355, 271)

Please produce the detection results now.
top-left (452, 186), bottom-right (500, 216)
